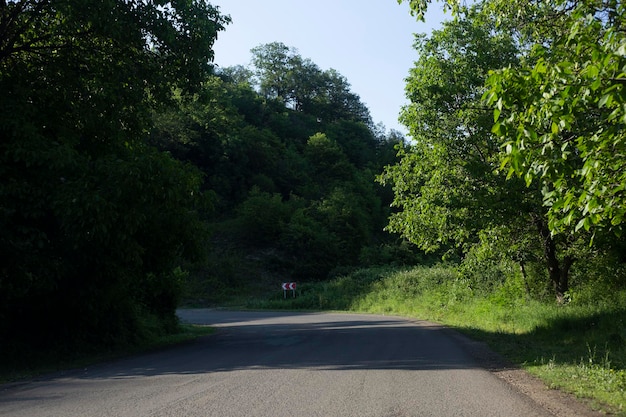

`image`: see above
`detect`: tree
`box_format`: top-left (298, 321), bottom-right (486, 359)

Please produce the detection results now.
top-left (250, 42), bottom-right (372, 124)
top-left (380, 7), bottom-right (520, 248)
top-left (401, 0), bottom-right (626, 237)
top-left (0, 0), bottom-right (229, 347)
top-left (484, 0), bottom-right (626, 237)
top-left (149, 39), bottom-right (407, 287)
top-left (303, 133), bottom-right (355, 197)
top-left (314, 69), bottom-right (372, 125)
top-left (380, 6), bottom-right (577, 301)
top-left (250, 42), bottom-right (310, 109)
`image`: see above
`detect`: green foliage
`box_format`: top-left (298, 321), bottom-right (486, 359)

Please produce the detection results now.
top-left (152, 54), bottom-right (407, 288)
top-left (1, 140), bottom-right (209, 345)
top-left (326, 120), bottom-right (378, 168)
top-left (0, 0), bottom-right (226, 349)
top-left (568, 248), bottom-right (626, 305)
top-left (458, 225), bottom-right (549, 298)
top-left (236, 188), bottom-right (294, 245)
top-left (397, 0), bottom-right (459, 21)
top-left (402, 0), bottom-right (626, 242)
top-left (358, 239), bottom-right (431, 267)
top-left (250, 42), bottom-right (372, 125)
top-left (381, 3), bottom-right (618, 301)
top-left (279, 208), bottom-right (343, 280)
top-left (484, 0), bottom-right (626, 236)
top-left (303, 133), bottom-right (354, 195)
top-left (379, 7), bottom-right (529, 255)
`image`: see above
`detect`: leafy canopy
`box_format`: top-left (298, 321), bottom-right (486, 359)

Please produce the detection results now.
top-left (0, 0), bottom-right (229, 345)
top-left (399, 0), bottom-right (626, 239)
top-left (484, 0), bottom-right (626, 236)
top-left (379, 6), bottom-right (525, 254)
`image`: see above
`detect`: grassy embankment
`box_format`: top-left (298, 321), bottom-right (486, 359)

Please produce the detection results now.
top-left (243, 265), bottom-right (626, 415)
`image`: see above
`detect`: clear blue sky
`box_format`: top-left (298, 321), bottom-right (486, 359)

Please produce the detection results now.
top-left (211, 1), bottom-right (449, 135)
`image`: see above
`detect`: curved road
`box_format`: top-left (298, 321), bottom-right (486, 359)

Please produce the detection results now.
top-left (0, 310), bottom-right (576, 416)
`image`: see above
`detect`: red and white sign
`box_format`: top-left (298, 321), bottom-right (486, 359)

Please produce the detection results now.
top-left (282, 282), bottom-right (296, 290)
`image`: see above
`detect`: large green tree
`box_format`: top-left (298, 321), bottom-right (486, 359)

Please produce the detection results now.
top-left (0, 0), bottom-right (229, 347)
top-left (400, 0), bottom-right (626, 238)
top-left (484, 0), bottom-right (626, 236)
top-left (250, 42), bottom-right (372, 125)
top-left (381, 6), bottom-right (579, 301)
top-left (381, 7), bottom-right (521, 244)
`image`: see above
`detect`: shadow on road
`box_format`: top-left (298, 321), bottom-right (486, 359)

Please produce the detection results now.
top-left (60, 310), bottom-right (511, 381)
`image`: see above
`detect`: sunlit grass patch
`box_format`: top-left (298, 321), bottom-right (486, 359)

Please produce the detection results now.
top-left (528, 350), bottom-right (626, 413)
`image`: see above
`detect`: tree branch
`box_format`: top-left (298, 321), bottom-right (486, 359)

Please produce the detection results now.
top-left (0, 0), bottom-right (52, 63)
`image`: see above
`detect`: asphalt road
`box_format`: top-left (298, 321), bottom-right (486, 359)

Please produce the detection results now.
top-left (0, 310), bottom-right (558, 416)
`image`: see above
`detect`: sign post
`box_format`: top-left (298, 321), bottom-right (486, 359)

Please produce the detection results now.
top-left (282, 282), bottom-right (296, 298)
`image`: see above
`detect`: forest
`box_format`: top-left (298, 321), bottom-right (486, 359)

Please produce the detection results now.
top-left (1, 0), bottom-right (625, 387)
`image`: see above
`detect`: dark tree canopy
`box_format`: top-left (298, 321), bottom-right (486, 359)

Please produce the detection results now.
top-left (0, 0), bottom-right (229, 347)
top-left (147, 41), bottom-right (408, 283)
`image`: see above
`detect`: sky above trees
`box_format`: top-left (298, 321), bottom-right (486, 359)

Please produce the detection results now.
top-left (212, 0), bottom-right (448, 134)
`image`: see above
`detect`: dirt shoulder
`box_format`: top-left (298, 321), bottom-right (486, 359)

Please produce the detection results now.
top-left (445, 327), bottom-right (610, 417)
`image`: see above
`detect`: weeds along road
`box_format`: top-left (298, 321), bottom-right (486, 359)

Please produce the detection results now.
top-left (0, 310), bottom-right (597, 417)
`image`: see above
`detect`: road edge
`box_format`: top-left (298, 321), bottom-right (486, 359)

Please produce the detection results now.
top-left (434, 323), bottom-right (609, 417)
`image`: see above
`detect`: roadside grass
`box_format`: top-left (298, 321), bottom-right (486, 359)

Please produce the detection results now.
top-left (0, 324), bottom-right (214, 384)
top-left (249, 265), bottom-right (626, 415)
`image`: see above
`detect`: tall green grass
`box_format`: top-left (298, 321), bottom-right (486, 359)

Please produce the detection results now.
top-left (250, 265), bottom-right (626, 415)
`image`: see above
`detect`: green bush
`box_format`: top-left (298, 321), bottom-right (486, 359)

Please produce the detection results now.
top-left (458, 226), bottom-right (548, 299)
top-left (358, 239), bottom-right (428, 267)
top-left (236, 187), bottom-right (293, 245)
top-left (279, 209), bottom-right (342, 280)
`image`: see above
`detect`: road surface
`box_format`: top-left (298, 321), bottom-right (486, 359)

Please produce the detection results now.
top-left (0, 310), bottom-right (592, 416)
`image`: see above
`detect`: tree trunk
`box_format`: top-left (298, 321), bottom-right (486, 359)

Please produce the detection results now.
top-left (534, 216), bottom-right (572, 304)
top-left (519, 260), bottom-right (531, 298)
